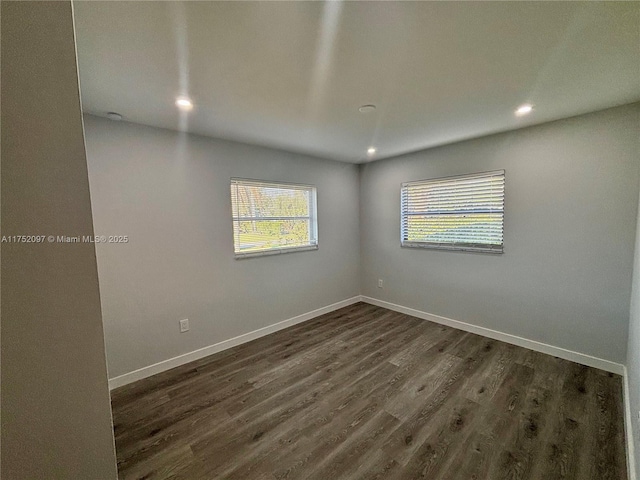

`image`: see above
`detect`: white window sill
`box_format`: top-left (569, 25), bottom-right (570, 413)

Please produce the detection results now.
top-left (234, 244), bottom-right (319, 259)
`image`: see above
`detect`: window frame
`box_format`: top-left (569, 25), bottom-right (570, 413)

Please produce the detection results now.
top-left (400, 170), bottom-right (505, 254)
top-left (230, 178), bottom-right (318, 259)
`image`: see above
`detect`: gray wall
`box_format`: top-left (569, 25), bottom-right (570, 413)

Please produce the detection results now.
top-left (360, 104), bottom-right (640, 364)
top-left (83, 116), bottom-right (361, 379)
top-left (1, 2), bottom-right (117, 478)
top-left (627, 165), bottom-right (640, 479)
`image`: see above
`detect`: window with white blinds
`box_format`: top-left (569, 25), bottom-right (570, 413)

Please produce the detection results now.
top-left (401, 170), bottom-right (504, 253)
top-left (231, 178), bottom-right (318, 258)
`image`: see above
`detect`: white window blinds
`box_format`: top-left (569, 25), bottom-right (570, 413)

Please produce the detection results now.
top-left (401, 170), bottom-right (505, 253)
top-left (231, 178), bottom-right (318, 258)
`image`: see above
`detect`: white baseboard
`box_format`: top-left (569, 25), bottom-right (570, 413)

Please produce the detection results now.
top-left (108, 296), bottom-right (362, 390)
top-left (361, 296), bottom-right (625, 375)
top-left (108, 294), bottom-right (634, 478)
top-left (364, 297), bottom-right (635, 478)
top-left (361, 296), bottom-right (635, 478)
top-left (624, 367), bottom-right (637, 480)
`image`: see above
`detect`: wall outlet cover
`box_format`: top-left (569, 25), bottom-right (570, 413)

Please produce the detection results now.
top-left (179, 319), bottom-right (189, 333)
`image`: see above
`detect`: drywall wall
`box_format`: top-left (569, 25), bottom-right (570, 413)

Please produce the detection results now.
top-left (1, 2), bottom-right (117, 478)
top-left (627, 162), bottom-right (640, 478)
top-left (83, 115), bottom-right (360, 379)
top-left (360, 104), bottom-right (640, 364)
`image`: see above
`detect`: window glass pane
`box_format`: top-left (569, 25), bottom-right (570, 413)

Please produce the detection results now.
top-left (403, 213), bottom-right (504, 244)
top-left (233, 219), bottom-right (311, 253)
top-left (233, 185), bottom-right (310, 218)
top-left (231, 179), bottom-right (317, 257)
top-left (401, 171), bottom-right (504, 253)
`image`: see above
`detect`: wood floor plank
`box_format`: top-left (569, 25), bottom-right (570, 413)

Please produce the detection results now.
top-left (395, 396), bottom-right (482, 480)
top-left (115, 309), bottom-right (408, 464)
top-left (110, 302), bottom-right (628, 480)
top-left (380, 342), bottom-right (500, 466)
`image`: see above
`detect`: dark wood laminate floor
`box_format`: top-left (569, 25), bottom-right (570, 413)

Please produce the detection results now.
top-left (111, 303), bottom-right (628, 480)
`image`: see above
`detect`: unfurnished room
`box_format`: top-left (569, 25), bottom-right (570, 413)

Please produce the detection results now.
top-left (2, 1), bottom-right (640, 479)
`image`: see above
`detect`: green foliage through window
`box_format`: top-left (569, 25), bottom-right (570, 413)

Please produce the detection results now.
top-left (231, 179), bottom-right (318, 257)
top-left (401, 171), bottom-right (504, 253)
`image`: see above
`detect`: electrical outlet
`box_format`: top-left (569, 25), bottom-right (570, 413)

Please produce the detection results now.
top-left (378, 279), bottom-right (383, 288)
top-left (179, 318), bottom-right (189, 333)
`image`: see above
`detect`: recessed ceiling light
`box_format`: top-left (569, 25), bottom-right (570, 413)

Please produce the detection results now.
top-left (367, 147), bottom-right (377, 156)
top-left (106, 112), bottom-right (122, 121)
top-left (175, 96), bottom-right (194, 111)
top-left (515, 104), bottom-right (534, 116)
top-left (359, 105), bottom-right (376, 113)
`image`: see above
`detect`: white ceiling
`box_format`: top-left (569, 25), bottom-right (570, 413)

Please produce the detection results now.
top-left (74, 1), bottom-right (640, 163)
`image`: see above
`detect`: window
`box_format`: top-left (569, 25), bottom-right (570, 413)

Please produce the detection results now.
top-left (231, 178), bottom-right (318, 258)
top-left (401, 170), bottom-right (504, 253)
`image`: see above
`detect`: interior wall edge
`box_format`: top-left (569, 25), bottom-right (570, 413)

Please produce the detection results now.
top-left (361, 296), bottom-right (625, 375)
top-left (624, 366), bottom-right (638, 480)
top-left (108, 295), bottom-right (362, 390)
